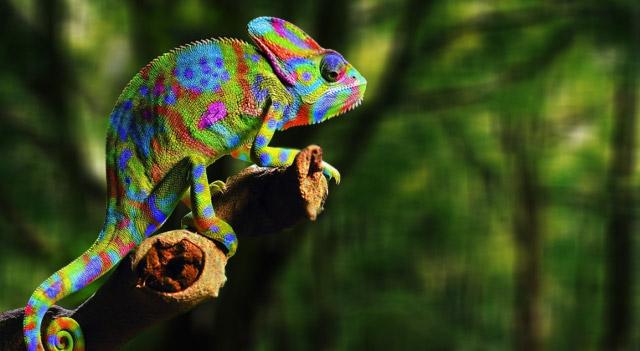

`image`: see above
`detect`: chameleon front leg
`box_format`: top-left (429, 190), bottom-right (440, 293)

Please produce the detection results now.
top-left (250, 106), bottom-right (341, 183)
top-left (182, 157), bottom-right (237, 256)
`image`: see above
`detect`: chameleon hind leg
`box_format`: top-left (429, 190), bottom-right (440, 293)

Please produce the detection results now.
top-left (181, 157), bottom-right (237, 256)
top-left (180, 180), bottom-right (226, 209)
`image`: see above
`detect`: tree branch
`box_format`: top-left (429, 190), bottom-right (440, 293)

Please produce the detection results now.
top-left (0, 145), bottom-right (329, 351)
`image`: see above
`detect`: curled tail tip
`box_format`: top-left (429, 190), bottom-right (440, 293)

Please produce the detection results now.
top-left (45, 317), bottom-right (85, 351)
top-left (23, 277), bottom-right (86, 351)
top-left (23, 315), bottom-right (85, 351)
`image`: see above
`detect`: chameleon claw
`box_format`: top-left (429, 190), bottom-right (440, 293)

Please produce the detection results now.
top-left (322, 161), bottom-right (341, 185)
top-left (209, 180), bottom-right (227, 195)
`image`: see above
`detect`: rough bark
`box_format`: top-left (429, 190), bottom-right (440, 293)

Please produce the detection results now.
top-left (0, 145), bottom-right (329, 351)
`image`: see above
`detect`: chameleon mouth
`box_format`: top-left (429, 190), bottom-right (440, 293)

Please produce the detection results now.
top-left (332, 83), bottom-right (365, 118)
top-left (320, 96), bottom-right (362, 122)
top-left (346, 97), bottom-right (363, 112)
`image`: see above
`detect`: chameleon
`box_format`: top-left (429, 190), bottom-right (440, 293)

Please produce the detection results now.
top-left (23, 16), bottom-right (366, 351)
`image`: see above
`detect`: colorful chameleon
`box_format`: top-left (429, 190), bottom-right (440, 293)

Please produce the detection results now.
top-left (23, 16), bottom-right (366, 351)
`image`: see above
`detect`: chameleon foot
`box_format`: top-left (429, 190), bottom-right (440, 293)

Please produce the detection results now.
top-left (209, 180), bottom-right (227, 195)
top-left (181, 215), bottom-right (237, 256)
top-left (322, 161), bottom-right (341, 184)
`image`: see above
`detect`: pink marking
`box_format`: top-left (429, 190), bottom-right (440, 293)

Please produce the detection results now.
top-left (272, 19), bottom-right (288, 39)
top-left (117, 217), bottom-right (130, 229)
top-left (198, 102), bottom-right (227, 129)
top-left (119, 242), bottom-right (136, 256)
top-left (113, 236), bottom-right (136, 256)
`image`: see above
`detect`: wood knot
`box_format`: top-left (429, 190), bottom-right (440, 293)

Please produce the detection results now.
top-left (136, 239), bottom-right (205, 293)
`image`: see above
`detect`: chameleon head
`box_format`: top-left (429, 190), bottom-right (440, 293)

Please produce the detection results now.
top-left (248, 17), bottom-right (367, 129)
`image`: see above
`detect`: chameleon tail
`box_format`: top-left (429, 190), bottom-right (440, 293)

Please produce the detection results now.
top-left (23, 217), bottom-right (135, 351)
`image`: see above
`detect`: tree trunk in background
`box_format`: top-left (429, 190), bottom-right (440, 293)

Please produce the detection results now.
top-left (499, 117), bottom-right (543, 351)
top-left (603, 43), bottom-right (638, 351)
top-left (512, 152), bottom-right (543, 351)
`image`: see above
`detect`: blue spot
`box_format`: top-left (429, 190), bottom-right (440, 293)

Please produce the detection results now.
top-left (118, 149), bottom-right (133, 170)
top-left (224, 234), bottom-right (236, 245)
top-left (221, 72), bottom-right (230, 81)
top-left (235, 151), bottom-right (249, 161)
top-left (227, 135), bottom-right (240, 148)
top-left (210, 225), bottom-right (220, 233)
top-left (259, 153), bottom-right (271, 166)
top-left (125, 177), bottom-right (131, 185)
top-left (215, 57), bottom-right (223, 67)
top-left (193, 165), bottom-right (205, 178)
top-left (194, 183), bottom-right (205, 193)
top-left (255, 135), bottom-right (267, 148)
top-left (44, 281), bottom-right (61, 299)
top-left (123, 100), bottom-right (133, 110)
top-left (313, 102), bottom-right (331, 123)
top-left (164, 91), bottom-right (176, 105)
top-left (139, 86), bottom-right (149, 96)
top-left (184, 68), bottom-right (194, 79)
top-left (279, 151), bottom-right (289, 163)
top-left (267, 119), bottom-right (277, 129)
top-left (203, 205), bottom-right (214, 217)
top-left (273, 102), bottom-right (281, 110)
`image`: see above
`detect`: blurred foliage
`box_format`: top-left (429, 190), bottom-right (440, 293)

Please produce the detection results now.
top-left (0, 0), bottom-right (639, 350)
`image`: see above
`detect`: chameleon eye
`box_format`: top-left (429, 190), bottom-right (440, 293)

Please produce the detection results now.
top-left (320, 53), bottom-right (345, 83)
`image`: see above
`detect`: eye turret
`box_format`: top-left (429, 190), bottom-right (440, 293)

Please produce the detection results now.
top-left (320, 53), bottom-right (345, 83)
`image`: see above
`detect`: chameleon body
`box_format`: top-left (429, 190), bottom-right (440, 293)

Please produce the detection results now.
top-left (23, 17), bottom-right (366, 351)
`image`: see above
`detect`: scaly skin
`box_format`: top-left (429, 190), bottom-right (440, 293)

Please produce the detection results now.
top-left (23, 17), bottom-right (366, 351)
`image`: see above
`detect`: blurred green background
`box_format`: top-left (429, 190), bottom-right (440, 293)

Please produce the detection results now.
top-left (1, 0), bottom-right (639, 350)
